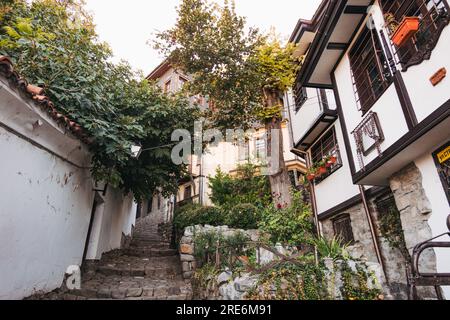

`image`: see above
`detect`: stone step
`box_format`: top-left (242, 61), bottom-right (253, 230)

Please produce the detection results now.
top-left (51, 280), bottom-right (192, 300)
top-left (95, 265), bottom-right (181, 278)
top-left (124, 247), bottom-right (177, 258)
top-left (130, 241), bottom-right (171, 248)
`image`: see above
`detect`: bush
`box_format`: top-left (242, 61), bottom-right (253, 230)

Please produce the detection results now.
top-left (225, 203), bottom-right (259, 230)
top-left (174, 204), bottom-right (225, 232)
top-left (258, 191), bottom-right (314, 246)
top-left (209, 164), bottom-right (272, 209)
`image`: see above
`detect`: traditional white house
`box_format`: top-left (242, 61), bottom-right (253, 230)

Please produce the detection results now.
top-left (289, 0), bottom-right (450, 299)
top-left (147, 60), bottom-right (307, 208)
top-left (0, 56), bottom-right (137, 300)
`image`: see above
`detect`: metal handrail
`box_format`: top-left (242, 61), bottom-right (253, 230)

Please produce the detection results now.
top-left (407, 229), bottom-right (450, 300)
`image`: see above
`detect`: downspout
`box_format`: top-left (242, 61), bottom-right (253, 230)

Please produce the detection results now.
top-left (292, 148), bottom-right (322, 238)
top-left (199, 154), bottom-right (204, 206)
top-left (359, 185), bottom-right (387, 280)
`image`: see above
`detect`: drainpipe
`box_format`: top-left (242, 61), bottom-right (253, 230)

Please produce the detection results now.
top-left (359, 185), bottom-right (387, 280)
top-left (292, 148), bottom-right (322, 238)
top-left (199, 154), bottom-right (204, 206)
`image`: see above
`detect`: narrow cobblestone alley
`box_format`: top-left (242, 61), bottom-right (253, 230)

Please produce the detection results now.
top-left (28, 216), bottom-right (192, 300)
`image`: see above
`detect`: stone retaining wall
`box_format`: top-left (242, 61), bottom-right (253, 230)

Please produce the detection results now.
top-left (178, 225), bottom-right (260, 280)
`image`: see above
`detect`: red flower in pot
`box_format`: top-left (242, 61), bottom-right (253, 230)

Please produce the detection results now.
top-left (327, 156), bottom-right (337, 167)
top-left (317, 166), bottom-right (327, 176)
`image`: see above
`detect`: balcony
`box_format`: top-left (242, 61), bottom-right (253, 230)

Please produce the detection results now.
top-left (292, 86), bottom-right (338, 151)
top-left (381, 0), bottom-right (450, 71)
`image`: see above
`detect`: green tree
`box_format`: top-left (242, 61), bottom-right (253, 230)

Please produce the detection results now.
top-left (0, 0), bottom-right (199, 199)
top-left (155, 0), bottom-right (300, 206)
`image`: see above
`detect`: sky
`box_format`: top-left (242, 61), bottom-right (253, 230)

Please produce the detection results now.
top-left (83, 0), bottom-right (322, 76)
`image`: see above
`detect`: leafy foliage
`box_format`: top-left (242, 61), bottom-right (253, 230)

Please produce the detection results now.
top-left (246, 260), bottom-right (328, 300)
top-left (193, 230), bottom-right (250, 268)
top-left (258, 191), bottom-right (314, 246)
top-left (225, 203), bottom-right (259, 230)
top-left (154, 0), bottom-right (300, 129)
top-left (155, 0), bottom-right (299, 207)
top-left (339, 261), bottom-right (382, 300)
top-left (313, 236), bottom-right (350, 261)
top-left (0, 0), bottom-right (199, 199)
top-left (208, 164), bottom-right (272, 209)
top-left (173, 204), bottom-right (225, 232)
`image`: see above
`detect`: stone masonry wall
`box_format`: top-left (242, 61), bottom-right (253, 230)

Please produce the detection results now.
top-left (321, 199), bottom-right (410, 299)
top-left (178, 225), bottom-right (260, 280)
top-left (390, 162), bottom-right (438, 299)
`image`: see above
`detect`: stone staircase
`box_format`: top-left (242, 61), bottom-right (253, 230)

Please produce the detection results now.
top-left (28, 215), bottom-right (191, 300)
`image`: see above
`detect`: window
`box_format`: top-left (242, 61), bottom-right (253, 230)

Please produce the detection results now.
top-left (238, 141), bottom-right (250, 162)
top-left (294, 86), bottom-right (308, 112)
top-left (179, 76), bottom-right (188, 90)
top-left (311, 127), bottom-right (342, 183)
top-left (380, 0), bottom-right (449, 70)
top-left (288, 170), bottom-right (299, 187)
top-left (164, 79), bottom-right (171, 93)
top-left (184, 185), bottom-right (192, 200)
top-left (332, 214), bottom-right (355, 245)
top-left (349, 24), bottom-right (393, 113)
top-left (255, 136), bottom-right (267, 161)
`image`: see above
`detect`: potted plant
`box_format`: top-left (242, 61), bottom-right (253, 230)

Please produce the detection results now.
top-left (391, 16), bottom-right (420, 47)
top-left (317, 160), bottom-right (328, 176)
top-left (306, 167), bottom-right (316, 182)
top-left (327, 155), bottom-right (337, 166)
top-left (384, 13), bottom-right (399, 34)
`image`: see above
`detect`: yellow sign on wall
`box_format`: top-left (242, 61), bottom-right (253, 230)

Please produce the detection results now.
top-left (437, 146), bottom-right (450, 164)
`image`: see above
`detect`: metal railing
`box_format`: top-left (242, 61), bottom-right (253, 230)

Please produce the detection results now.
top-left (351, 111), bottom-right (385, 170)
top-left (196, 241), bottom-right (311, 275)
top-left (381, 0), bottom-right (450, 70)
top-left (407, 225), bottom-right (450, 300)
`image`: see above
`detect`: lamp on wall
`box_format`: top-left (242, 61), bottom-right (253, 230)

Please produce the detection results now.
top-left (130, 142), bottom-right (177, 159)
top-left (131, 143), bottom-right (143, 159)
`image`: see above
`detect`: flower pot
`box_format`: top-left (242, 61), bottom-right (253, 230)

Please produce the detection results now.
top-left (317, 166), bottom-right (327, 175)
top-left (327, 156), bottom-right (337, 167)
top-left (391, 16), bottom-right (420, 47)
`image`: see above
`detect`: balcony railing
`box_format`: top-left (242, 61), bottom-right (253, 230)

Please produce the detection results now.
top-left (381, 0), bottom-right (450, 71)
top-left (351, 112), bottom-right (385, 171)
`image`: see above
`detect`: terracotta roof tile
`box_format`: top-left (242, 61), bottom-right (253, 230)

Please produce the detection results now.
top-left (0, 55), bottom-right (91, 144)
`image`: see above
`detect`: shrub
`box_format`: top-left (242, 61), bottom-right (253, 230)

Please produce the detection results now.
top-left (209, 164), bottom-right (272, 209)
top-left (258, 191), bottom-right (314, 246)
top-left (225, 203), bottom-right (259, 230)
top-left (173, 204), bottom-right (225, 233)
top-left (313, 236), bottom-right (350, 261)
top-left (193, 230), bottom-right (250, 268)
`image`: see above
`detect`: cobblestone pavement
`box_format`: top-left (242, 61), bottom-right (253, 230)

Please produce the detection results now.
top-left (27, 216), bottom-right (192, 300)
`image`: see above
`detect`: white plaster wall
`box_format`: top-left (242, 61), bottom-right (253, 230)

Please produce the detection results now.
top-left (334, 44), bottom-right (409, 173)
top-left (312, 122), bottom-right (361, 214)
top-left (393, 16), bottom-right (450, 122)
top-left (415, 151), bottom-right (450, 299)
top-left (289, 88), bottom-right (325, 144)
top-left (0, 126), bottom-right (94, 300)
top-left (87, 188), bottom-right (136, 260)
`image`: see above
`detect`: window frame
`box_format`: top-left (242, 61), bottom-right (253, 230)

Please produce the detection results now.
top-left (349, 22), bottom-right (393, 114)
top-left (310, 127), bottom-right (343, 184)
top-left (294, 87), bottom-right (308, 112)
top-left (380, 0), bottom-right (450, 71)
top-left (332, 213), bottom-right (355, 245)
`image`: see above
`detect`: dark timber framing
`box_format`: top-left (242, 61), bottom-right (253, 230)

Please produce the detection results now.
top-left (352, 99), bottom-right (450, 184)
top-left (318, 186), bottom-right (389, 221)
